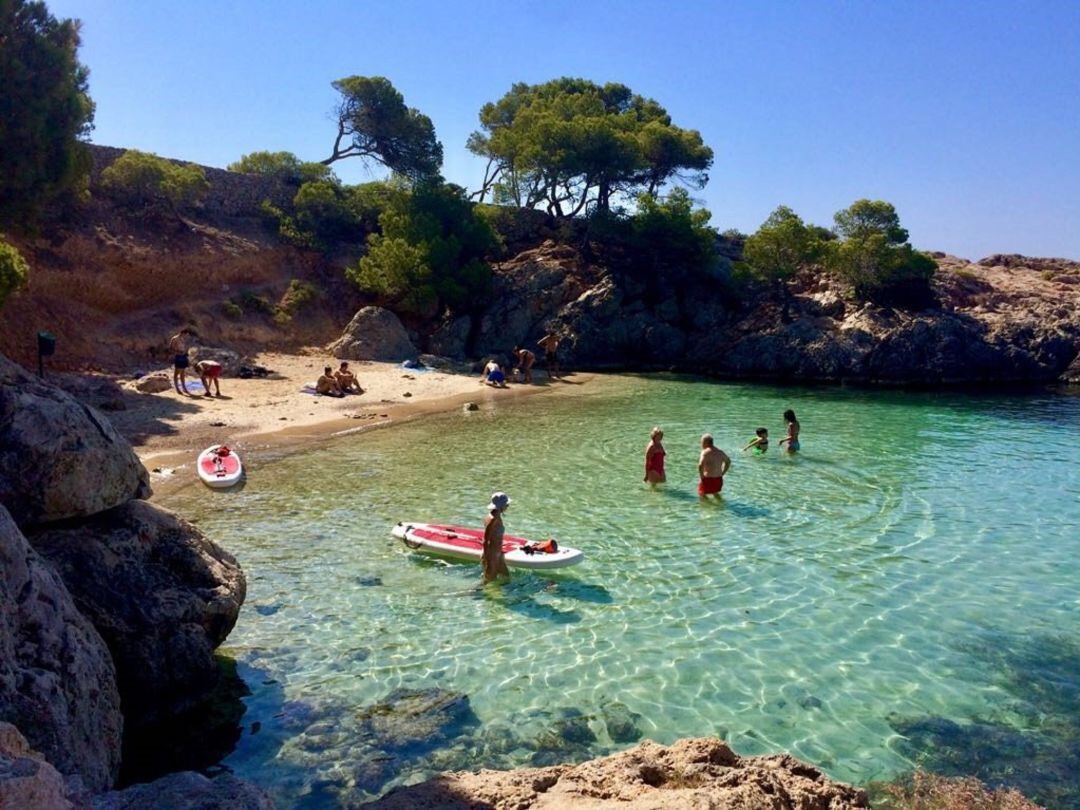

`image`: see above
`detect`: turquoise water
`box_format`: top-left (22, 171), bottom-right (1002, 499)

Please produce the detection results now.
top-left (161, 375), bottom-right (1080, 807)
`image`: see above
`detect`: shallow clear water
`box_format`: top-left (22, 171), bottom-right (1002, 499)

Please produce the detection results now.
top-left (162, 375), bottom-right (1080, 807)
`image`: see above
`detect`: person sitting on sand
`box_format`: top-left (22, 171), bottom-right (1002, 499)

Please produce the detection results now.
top-left (644, 426), bottom-right (667, 484)
top-left (512, 346), bottom-right (535, 384)
top-left (193, 359), bottom-right (223, 398)
top-left (316, 366), bottom-right (345, 397)
top-left (698, 434), bottom-right (731, 498)
top-left (168, 327), bottom-right (198, 395)
top-left (483, 492), bottom-right (512, 583)
top-left (537, 333), bottom-right (561, 379)
top-left (335, 361), bottom-right (364, 394)
top-left (481, 359), bottom-right (507, 388)
top-left (778, 410), bottom-right (801, 453)
top-left (743, 428), bottom-right (769, 455)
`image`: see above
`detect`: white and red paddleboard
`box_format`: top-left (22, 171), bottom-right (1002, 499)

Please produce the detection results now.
top-left (196, 445), bottom-right (243, 489)
top-left (392, 522), bottom-right (584, 570)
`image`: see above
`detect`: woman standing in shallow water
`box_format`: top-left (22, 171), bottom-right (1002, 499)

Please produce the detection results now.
top-left (779, 409), bottom-right (801, 453)
top-left (482, 492), bottom-right (511, 583)
top-left (644, 427), bottom-right (667, 484)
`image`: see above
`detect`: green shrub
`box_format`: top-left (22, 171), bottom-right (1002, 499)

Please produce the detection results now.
top-left (0, 238), bottom-right (30, 308)
top-left (221, 300), bottom-right (243, 320)
top-left (233, 289), bottom-right (274, 315)
top-left (278, 279), bottom-right (320, 315)
top-left (228, 151), bottom-right (335, 185)
top-left (100, 150), bottom-right (209, 212)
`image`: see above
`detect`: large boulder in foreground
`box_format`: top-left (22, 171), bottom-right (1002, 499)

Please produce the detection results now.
top-left (0, 354), bottom-right (150, 527)
top-left (0, 722), bottom-right (72, 810)
top-left (28, 500), bottom-right (246, 731)
top-left (92, 771), bottom-right (274, 810)
top-left (372, 737), bottom-right (868, 809)
top-left (328, 306), bottom-right (417, 362)
top-left (0, 506), bottom-right (122, 792)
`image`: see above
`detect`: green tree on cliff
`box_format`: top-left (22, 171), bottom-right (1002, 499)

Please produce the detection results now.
top-left (0, 238), bottom-right (30, 309)
top-left (348, 182), bottom-right (497, 315)
top-left (0, 0), bottom-right (95, 225)
top-left (740, 206), bottom-right (821, 321)
top-left (322, 76), bottom-right (443, 181)
top-left (100, 150), bottom-right (209, 214)
top-left (228, 151), bottom-right (335, 185)
top-left (468, 78), bottom-right (712, 217)
top-left (826, 199), bottom-right (936, 307)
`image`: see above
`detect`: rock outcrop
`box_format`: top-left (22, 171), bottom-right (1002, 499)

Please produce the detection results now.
top-left (477, 245), bottom-right (1080, 385)
top-left (372, 737), bottom-right (868, 809)
top-left (0, 722), bottom-right (72, 810)
top-left (329, 306), bottom-right (417, 362)
top-left (0, 354), bottom-right (150, 527)
top-left (0, 506), bottom-right (123, 792)
top-left (92, 770), bottom-right (274, 810)
top-left (28, 500), bottom-right (246, 730)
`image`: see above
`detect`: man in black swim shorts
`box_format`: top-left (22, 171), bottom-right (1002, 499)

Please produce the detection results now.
top-left (168, 327), bottom-right (197, 394)
top-left (537, 333), bottom-right (561, 380)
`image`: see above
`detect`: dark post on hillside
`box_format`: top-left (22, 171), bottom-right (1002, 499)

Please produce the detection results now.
top-left (37, 331), bottom-right (56, 377)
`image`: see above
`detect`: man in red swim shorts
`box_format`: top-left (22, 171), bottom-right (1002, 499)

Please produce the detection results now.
top-left (193, 359), bottom-right (223, 397)
top-left (697, 433), bottom-right (730, 498)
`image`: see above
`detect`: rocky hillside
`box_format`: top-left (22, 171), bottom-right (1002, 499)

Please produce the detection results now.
top-left (2, 145), bottom-right (1077, 386)
top-left (449, 242), bottom-right (1079, 385)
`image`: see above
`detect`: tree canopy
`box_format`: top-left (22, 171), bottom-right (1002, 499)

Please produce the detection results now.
top-left (323, 76), bottom-right (443, 181)
top-left (100, 150), bottom-right (209, 213)
top-left (468, 77), bottom-right (713, 218)
top-left (0, 0), bottom-right (95, 225)
top-left (825, 199), bottom-right (936, 307)
top-left (228, 151), bottom-right (335, 185)
top-left (348, 182), bottom-right (497, 315)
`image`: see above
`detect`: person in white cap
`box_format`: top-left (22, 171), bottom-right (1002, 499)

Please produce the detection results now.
top-left (483, 492), bottom-right (512, 583)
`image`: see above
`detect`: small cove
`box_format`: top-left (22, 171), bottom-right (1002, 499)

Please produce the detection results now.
top-left (161, 374), bottom-right (1080, 807)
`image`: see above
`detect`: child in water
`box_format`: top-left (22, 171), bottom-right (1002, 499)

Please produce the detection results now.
top-left (743, 428), bottom-right (769, 455)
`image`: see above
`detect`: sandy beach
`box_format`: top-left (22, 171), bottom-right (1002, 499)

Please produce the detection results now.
top-left (106, 351), bottom-right (588, 493)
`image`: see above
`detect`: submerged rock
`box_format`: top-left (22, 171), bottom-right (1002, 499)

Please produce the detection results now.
top-left (0, 354), bottom-right (150, 526)
top-left (356, 688), bottom-right (478, 755)
top-left (92, 770), bottom-right (273, 810)
top-left (601, 701), bottom-right (644, 744)
top-left (329, 306), bottom-right (418, 362)
top-left (0, 722), bottom-right (72, 810)
top-left (28, 500), bottom-right (246, 734)
top-left (0, 506), bottom-right (122, 792)
top-left (372, 737), bottom-right (869, 808)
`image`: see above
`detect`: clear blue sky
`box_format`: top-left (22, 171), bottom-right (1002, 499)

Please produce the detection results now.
top-left (50, 0), bottom-right (1080, 259)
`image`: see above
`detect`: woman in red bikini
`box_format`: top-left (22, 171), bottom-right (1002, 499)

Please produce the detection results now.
top-left (644, 426), bottom-right (667, 484)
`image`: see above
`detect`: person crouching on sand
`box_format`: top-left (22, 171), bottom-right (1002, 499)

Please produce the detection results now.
top-left (483, 492), bottom-right (511, 583)
top-left (481, 359), bottom-right (507, 388)
top-left (193, 359), bottom-right (222, 397)
top-left (644, 426), bottom-right (666, 484)
top-left (335, 361), bottom-right (364, 394)
top-left (512, 346), bottom-right (535, 384)
top-left (698, 434), bottom-right (730, 498)
top-left (316, 366), bottom-right (344, 397)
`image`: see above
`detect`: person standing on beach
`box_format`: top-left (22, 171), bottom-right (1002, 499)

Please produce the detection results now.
top-left (698, 434), bottom-right (730, 498)
top-left (778, 410), bottom-right (801, 453)
top-left (512, 346), bottom-right (535, 384)
top-left (168, 327), bottom-right (197, 394)
top-left (483, 492), bottom-right (512, 583)
top-left (537, 333), bottom-right (561, 380)
top-left (644, 426), bottom-right (667, 484)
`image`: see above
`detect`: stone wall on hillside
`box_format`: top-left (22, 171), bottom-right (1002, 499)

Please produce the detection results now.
top-left (88, 144), bottom-right (294, 218)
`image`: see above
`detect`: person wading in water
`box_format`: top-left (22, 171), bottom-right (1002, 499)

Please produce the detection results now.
top-left (483, 492), bottom-right (512, 583)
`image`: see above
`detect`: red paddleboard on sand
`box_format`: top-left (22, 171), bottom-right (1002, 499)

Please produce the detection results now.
top-left (392, 522), bottom-right (584, 569)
